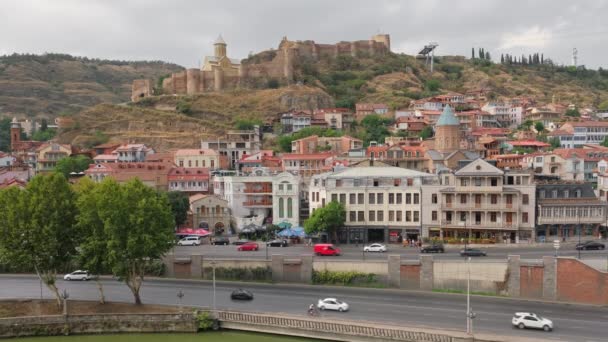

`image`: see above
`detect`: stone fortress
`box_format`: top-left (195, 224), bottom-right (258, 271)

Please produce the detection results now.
top-left (131, 34), bottom-right (391, 101)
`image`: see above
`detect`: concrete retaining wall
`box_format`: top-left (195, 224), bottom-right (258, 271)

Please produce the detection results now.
top-left (433, 262), bottom-right (509, 294)
top-left (0, 313), bottom-right (196, 338)
top-left (313, 260), bottom-right (388, 275)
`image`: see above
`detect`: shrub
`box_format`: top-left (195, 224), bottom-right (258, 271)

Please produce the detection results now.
top-left (195, 311), bottom-right (215, 331)
top-left (312, 269), bottom-right (376, 286)
top-left (144, 259), bottom-right (166, 277)
top-left (176, 99), bottom-right (192, 114)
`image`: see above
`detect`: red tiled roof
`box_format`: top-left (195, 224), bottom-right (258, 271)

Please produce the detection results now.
top-left (168, 167), bottom-right (210, 181)
top-left (508, 140), bottom-right (550, 147)
top-left (281, 152), bottom-right (334, 160)
top-left (548, 129), bottom-right (573, 136)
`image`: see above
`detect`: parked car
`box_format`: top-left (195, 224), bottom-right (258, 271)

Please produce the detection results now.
top-left (575, 240), bottom-right (605, 250)
top-left (267, 239), bottom-right (288, 247)
top-left (230, 289), bottom-right (254, 300)
top-left (317, 298), bottom-right (349, 312)
top-left (313, 243), bottom-right (341, 256)
top-left (237, 242), bottom-right (259, 251)
top-left (232, 239), bottom-right (250, 246)
top-left (460, 248), bottom-right (486, 257)
top-left (211, 237), bottom-right (230, 245)
top-left (420, 244), bottom-right (445, 253)
top-left (512, 312), bottom-right (553, 331)
top-left (63, 270), bottom-right (93, 281)
top-left (363, 243), bottom-right (387, 252)
top-left (177, 236), bottom-right (202, 246)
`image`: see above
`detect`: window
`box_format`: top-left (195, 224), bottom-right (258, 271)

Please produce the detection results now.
top-left (358, 211), bottom-right (364, 221)
top-left (287, 184), bottom-right (293, 191)
top-left (539, 190), bottom-right (545, 198)
top-left (188, 160), bottom-right (192, 167)
top-left (396, 193), bottom-right (402, 204)
top-left (491, 178), bottom-right (498, 186)
top-left (179, 160), bottom-right (184, 167)
top-left (349, 211), bottom-right (356, 222)
top-left (474, 177), bottom-right (482, 186)
top-left (358, 193), bottom-right (364, 204)
top-left (490, 212), bottom-right (497, 222)
top-left (414, 193), bottom-right (419, 204)
top-left (369, 193), bottom-right (376, 204)
top-left (460, 178), bottom-right (468, 186)
top-left (377, 211), bottom-right (384, 221)
top-left (339, 194), bottom-right (346, 204)
top-left (279, 184), bottom-right (284, 190)
top-left (491, 194), bottom-right (498, 204)
top-left (211, 160), bottom-right (215, 168)
top-left (279, 198), bottom-right (284, 218)
top-left (552, 190), bottom-right (557, 198)
top-left (460, 194), bottom-right (467, 204)
top-left (406, 193), bottom-right (411, 204)
top-left (389, 193), bottom-right (395, 204)
top-left (394, 178), bottom-right (401, 186)
top-left (396, 211), bottom-right (402, 221)
top-left (369, 211), bottom-right (375, 221)
top-left (389, 210), bottom-right (395, 221)
top-left (349, 193), bottom-right (356, 204)
top-left (522, 212), bottom-right (528, 223)
top-left (432, 211), bottom-right (438, 221)
top-left (336, 180), bottom-right (342, 187)
top-left (431, 194), bottom-right (437, 204)
top-left (444, 176), bottom-right (450, 185)
top-left (377, 193), bottom-right (384, 204)
top-left (460, 212), bottom-right (466, 221)
top-left (446, 212), bottom-right (452, 222)
top-left (407, 178), bottom-right (414, 186)
top-left (287, 198), bottom-right (293, 218)
top-left (413, 211), bottom-right (419, 222)
top-left (522, 194), bottom-right (529, 205)
top-left (331, 194), bottom-right (338, 202)
top-left (406, 211), bottom-right (411, 222)
top-left (195, 160), bottom-right (199, 167)
top-left (373, 179), bottom-right (379, 187)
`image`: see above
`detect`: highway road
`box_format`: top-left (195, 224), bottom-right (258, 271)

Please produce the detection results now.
top-left (172, 242), bottom-right (608, 262)
top-left (1, 275), bottom-right (607, 342)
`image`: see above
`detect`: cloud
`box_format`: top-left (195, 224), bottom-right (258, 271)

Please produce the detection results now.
top-left (498, 26), bottom-right (553, 50)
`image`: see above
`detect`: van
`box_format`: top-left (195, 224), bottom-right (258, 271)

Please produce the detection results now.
top-left (313, 243), bottom-right (341, 256)
top-left (177, 236), bottom-right (202, 246)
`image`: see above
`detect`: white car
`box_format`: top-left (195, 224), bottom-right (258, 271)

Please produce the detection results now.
top-left (317, 298), bottom-right (349, 312)
top-left (177, 236), bottom-right (202, 246)
top-left (364, 243), bottom-right (387, 252)
top-left (64, 270), bottom-right (93, 281)
top-left (512, 312), bottom-right (553, 331)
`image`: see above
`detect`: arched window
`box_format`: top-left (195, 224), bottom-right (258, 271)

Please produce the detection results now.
top-left (287, 198), bottom-right (293, 218)
top-left (279, 198), bottom-right (284, 218)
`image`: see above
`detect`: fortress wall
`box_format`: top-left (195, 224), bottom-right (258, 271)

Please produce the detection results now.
top-left (202, 71), bottom-right (216, 91)
top-left (316, 45), bottom-right (337, 59)
top-left (172, 71), bottom-right (188, 94)
top-left (131, 79), bottom-right (152, 102)
top-left (162, 77), bottom-right (174, 94)
top-left (186, 69), bottom-right (200, 94)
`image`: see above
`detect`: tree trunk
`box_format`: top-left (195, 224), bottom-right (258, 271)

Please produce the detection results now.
top-left (95, 278), bottom-right (106, 304)
top-left (126, 273), bottom-right (143, 305)
top-left (35, 268), bottom-right (62, 307)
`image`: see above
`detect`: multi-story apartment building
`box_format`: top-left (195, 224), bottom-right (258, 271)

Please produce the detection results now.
top-left (213, 169), bottom-right (300, 229)
top-left (291, 135), bottom-right (362, 156)
top-left (367, 144), bottom-right (430, 172)
top-left (522, 152), bottom-right (585, 181)
top-left (201, 127), bottom-right (261, 169)
top-left (167, 167), bottom-right (210, 194)
top-left (355, 103), bottom-right (389, 120)
top-left (35, 143), bottom-right (71, 174)
top-left (113, 144), bottom-right (155, 162)
top-left (421, 159), bottom-right (536, 243)
top-left (314, 108), bottom-right (354, 130)
top-left (281, 152), bottom-right (337, 178)
top-left (481, 102), bottom-right (523, 128)
top-left (280, 111), bottom-right (312, 133)
top-left (174, 149), bottom-right (224, 169)
top-left (84, 161), bottom-right (173, 190)
top-left (550, 121), bottom-right (608, 148)
top-left (309, 166), bottom-right (434, 244)
top-left (535, 181), bottom-right (605, 241)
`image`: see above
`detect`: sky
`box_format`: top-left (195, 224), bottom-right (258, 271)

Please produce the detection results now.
top-left (1, 0), bottom-right (608, 69)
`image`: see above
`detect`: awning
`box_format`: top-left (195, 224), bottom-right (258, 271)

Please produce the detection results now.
top-left (175, 228), bottom-right (210, 237)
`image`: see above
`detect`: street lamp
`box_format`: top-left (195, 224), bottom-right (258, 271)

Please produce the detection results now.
top-left (466, 256), bottom-right (476, 335)
top-left (210, 260), bottom-right (217, 311)
top-left (177, 289), bottom-right (184, 313)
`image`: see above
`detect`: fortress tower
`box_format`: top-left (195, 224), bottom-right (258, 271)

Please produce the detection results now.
top-left (434, 105), bottom-right (460, 153)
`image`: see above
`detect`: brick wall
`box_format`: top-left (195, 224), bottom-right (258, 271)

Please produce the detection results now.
top-left (400, 264), bottom-right (420, 289)
top-left (556, 258), bottom-right (608, 305)
top-left (519, 265), bottom-right (543, 298)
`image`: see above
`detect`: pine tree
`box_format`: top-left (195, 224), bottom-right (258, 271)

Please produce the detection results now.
top-left (541, 54), bottom-right (544, 64)
top-left (485, 51), bottom-right (490, 61)
top-left (479, 48), bottom-right (483, 60)
top-left (501, 54), bottom-right (504, 64)
top-left (472, 47), bottom-right (475, 59)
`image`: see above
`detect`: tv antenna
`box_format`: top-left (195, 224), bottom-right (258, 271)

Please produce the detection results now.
top-left (572, 48), bottom-right (578, 67)
top-left (418, 42), bottom-right (439, 73)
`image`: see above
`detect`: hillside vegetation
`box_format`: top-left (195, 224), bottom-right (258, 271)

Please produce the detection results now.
top-left (57, 85), bottom-right (333, 150)
top-left (0, 53), bottom-right (183, 118)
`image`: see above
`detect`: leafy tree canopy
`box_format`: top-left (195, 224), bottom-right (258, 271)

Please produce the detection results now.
top-left (55, 155), bottom-right (93, 178)
top-left (167, 191), bottom-right (190, 227)
top-left (419, 126), bottom-right (434, 139)
top-left (304, 201), bottom-right (345, 237)
top-left (534, 121), bottom-right (545, 133)
top-left (565, 108), bottom-right (580, 117)
top-left (235, 118), bottom-right (262, 131)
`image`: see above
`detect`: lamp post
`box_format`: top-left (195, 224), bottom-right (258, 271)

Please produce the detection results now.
top-left (578, 207), bottom-right (581, 260)
top-left (466, 256), bottom-right (475, 335)
top-left (177, 289), bottom-right (184, 313)
top-left (210, 260), bottom-right (217, 311)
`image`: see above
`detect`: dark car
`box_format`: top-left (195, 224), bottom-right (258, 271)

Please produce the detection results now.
top-left (460, 248), bottom-right (487, 257)
top-left (232, 239), bottom-right (250, 246)
top-left (231, 289), bottom-right (254, 300)
top-left (267, 239), bottom-right (288, 247)
top-left (575, 241), bottom-right (606, 250)
top-left (211, 237), bottom-right (230, 245)
top-left (420, 244), bottom-right (445, 253)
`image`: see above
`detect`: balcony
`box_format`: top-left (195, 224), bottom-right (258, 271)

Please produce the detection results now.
top-left (452, 186), bottom-right (504, 192)
top-left (441, 220), bottom-right (517, 229)
top-left (243, 199), bottom-right (273, 207)
top-left (243, 183), bottom-right (272, 194)
top-left (441, 202), bottom-right (519, 211)
top-left (537, 216), bottom-right (604, 225)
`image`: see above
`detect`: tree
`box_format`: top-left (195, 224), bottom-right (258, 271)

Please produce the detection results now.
top-left (360, 115), bottom-right (392, 146)
top-left (0, 174), bottom-right (78, 307)
top-left (74, 177), bottom-right (108, 304)
top-left (31, 129), bottom-right (56, 141)
top-left (40, 118), bottom-right (49, 132)
top-left (167, 191), bottom-right (189, 228)
top-left (534, 121), bottom-right (545, 133)
top-left (500, 54), bottom-right (504, 64)
top-left (55, 155), bottom-right (93, 178)
top-left (471, 47), bottom-right (475, 59)
top-left (520, 119), bottom-right (534, 130)
top-left (601, 136), bottom-right (608, 148)
top-left (304, 201), bottom-right (345, 241)
top-left (97, 179), bottom-right (174, 304)
top-left (234, 119), bottom-right (262, 131)
top-left (424, 79), bottom-right (441, 92)
top-left (549, 137), bottom-right (561, 149)
top-left (598, 100), bottom-right (608, 111)
top-left (267, 78), bottom-right (280, 89)
top-left (485, 51), bottom-right (490, 61)
top-left (478, 48), bottom-right (483, 60)
top-left (419, 126), bottom-right (434, 139)
top-left (565, 108), bottom-right (580, 117)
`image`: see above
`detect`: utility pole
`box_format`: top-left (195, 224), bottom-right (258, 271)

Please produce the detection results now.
top-left (211, 260), bottom-right (217, 311)
top-left (578, 207), bottom-right (581, 259)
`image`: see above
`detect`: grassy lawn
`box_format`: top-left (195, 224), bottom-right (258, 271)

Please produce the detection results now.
top-left (12, 332), bottom-right (322, 342)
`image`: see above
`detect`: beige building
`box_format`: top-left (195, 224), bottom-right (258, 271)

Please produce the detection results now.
top-left (309, 166), bottom-right (434, 244)
top-left (189, 194), bottom-right (232, 235)
top-left (421, 158), bottom-right (536, 243)
top-left (175, 149), bottom-right (221, 169)
top-left (35, 143), bottom-right (72, 174)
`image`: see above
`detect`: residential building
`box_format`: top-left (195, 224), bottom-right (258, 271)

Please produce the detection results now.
top-left (314, 108), bottom-right (354, 130)
top-left (421, 159), bottom-right (536, 243)
top-left (237, 150), bottom-right (282, 173)
top-left (490, 154), bottom-right (525, 170)
top-left (213, 169), bottom-right (300, 229)
top-left (84, 161), bottom-right (173, 190)
top-left (0, 178), bottom-right (27, 190)
top-left (280, 110), bottom-right (312, 133)
top-left (367, 144), bottom-right (430, 172)
top-left (35, 143), bottom-right (72, 174)
top-left (393, 116), bottom-right (428, 135)
top-left (481, 102), bottom-right (523, 128)
top-left (92, 143), bottom-right (121, 156)
top-left (0, 167), bottom-right (31, 184)
top-left (525, 107), bottom-right (561, 127)
top-left (291, 135), bottom-right (362, 156)
top-left (522, 152), bottom-right (585, 181)
top-left (508, 140), bottom-right (550, 152)
top-left (113, 144), bottom-right (155, 162)
top-left (201, 127), bottom-right (261, 169)
top-left (281, 152), bottom-right (338, 178)
top-left (309, 166), bottom-right (434, 243)
top-left (552, 121), bottom-right (608, 148)
top-left (355, 103), bottom-right (389, 120)
top-left (0, 152), bottom-right (15, 167)
top-left (174, 149), bottom-right (224, 169)
top-left (536, 181), bottom-right (605, 241)
top-left (168, 167), bottom-right (210, 193)
top-left (189, 194), bottom-right (232, 234)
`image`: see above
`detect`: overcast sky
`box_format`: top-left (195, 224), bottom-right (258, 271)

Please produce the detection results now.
top-left (2, 0), bottom-right (607, 68)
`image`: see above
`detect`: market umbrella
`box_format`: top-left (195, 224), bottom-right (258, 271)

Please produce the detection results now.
top-left (277, 221), bottom-right (292, 229)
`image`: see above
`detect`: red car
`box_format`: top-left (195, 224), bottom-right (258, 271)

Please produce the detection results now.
top-left (237, 242), bottom-right (259, 251)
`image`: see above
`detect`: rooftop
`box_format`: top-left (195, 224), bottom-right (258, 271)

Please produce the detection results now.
top-left (436, 105), bottom-right (460, 126)
top-left (328, 166), bottom-right (433, 179)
